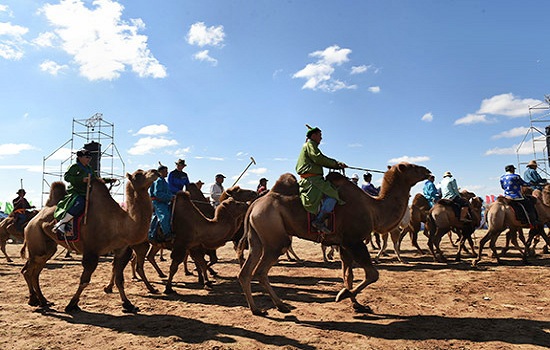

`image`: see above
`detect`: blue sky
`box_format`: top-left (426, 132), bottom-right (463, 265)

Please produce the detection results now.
top-left (1, 0), bottom-right (550, 208)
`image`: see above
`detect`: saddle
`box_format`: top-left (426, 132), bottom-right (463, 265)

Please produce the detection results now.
top-left (438, 198), bottom-right (463, 220)
top-left (56, 214), bottom-right (84, 242)
top-left (499, 197), bottom-right (531, 225)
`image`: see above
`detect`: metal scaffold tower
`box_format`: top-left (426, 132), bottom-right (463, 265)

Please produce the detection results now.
top-left (516, 95), bottom-right (550, 179)
top-left (41, 113), bottom-right (126, 207)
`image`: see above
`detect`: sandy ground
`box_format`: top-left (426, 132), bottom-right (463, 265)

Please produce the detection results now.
top-left (0, 230), bottom-right (549, 350)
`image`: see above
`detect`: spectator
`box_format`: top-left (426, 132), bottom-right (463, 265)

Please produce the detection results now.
top-left (210, 174), bottom-right (226, 207)
top-left (257, 178), bottom-right (269, 194)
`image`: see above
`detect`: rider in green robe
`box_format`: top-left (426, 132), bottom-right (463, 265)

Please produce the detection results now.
top-left (296, 126), bottom-right (346, 233)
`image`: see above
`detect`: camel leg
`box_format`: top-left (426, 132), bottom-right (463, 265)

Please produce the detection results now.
top-left (65, 251), bottom-right (100, 313)
top-left (236, 232), bottom-right (249, 267)
top-left (190, 249), bottom-right (212, 289)
top-left (336, 242), bottom-right (379, 313)
top-left (405, 222), bottom-right (425, 255)
top-left (374, 232), bottom-right (388, 263)
top-left (391, 229), bottom-right (406, 263)
top-left (285, 244), bottom-right (301, 262)
top-left (104, 263), bottom-right (116, 294)
top-left (132, 241), bottom-right (158, 294)
top-left (21, 237), bottom-right (57, 308)
top-left (254, 242), bottom-right (291, 314)
top-left (147, 244), bottom-right (167, 278)
top-left (0, 237), bottom-right (12, 263)
top-left (238, 226), bottom-right (267, 316)
top-left (164, 244), bottom-right (188, 294)
top-left (473, 228), bottom-right (504, 266)
top-left (183, 251), bottom-right (194, 276)
top-left (110, 247), bottom-right (140, 313)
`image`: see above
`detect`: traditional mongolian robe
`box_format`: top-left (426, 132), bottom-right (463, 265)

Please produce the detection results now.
top-left (295, 139), bottom-right (343, 214)
top-left (54, 161), bottom-right (97, 220)
top-left (149, 176), bottom-right (173, 241)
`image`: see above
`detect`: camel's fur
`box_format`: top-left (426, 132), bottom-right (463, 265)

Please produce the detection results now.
top-left (21, 169), bottom-right (158, 313)
top-left (0, 209), bottom-right (39, 262)
top-left (238, 162), bottom-right (431, 315)
top-left (426, 194), bottom-right (483, 263)
top-left (164, 191), bottom-right (250, 293)
top-left (473, 188), bottom-right (550, 266)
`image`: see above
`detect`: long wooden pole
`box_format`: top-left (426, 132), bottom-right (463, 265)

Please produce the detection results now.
top-left (83, 174), bottom-right (91, 224)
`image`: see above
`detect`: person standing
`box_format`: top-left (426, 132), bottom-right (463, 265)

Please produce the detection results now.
top-left (296, 126), bottom-right (347, 234)
top-left (361, 172), bottom-right (379, 196)
top-left (440, 171), bottom-right (470, 222)
top-left (523, 160), bottom-right (547, 191)
top-left (168, 159), bottom-right (190, 194)
top-left (54, 149), bottom-right (103, 233)
top-left (423, 174), bottom-right (441, 208)
top-left (210, 174), bottom-right (225, 207)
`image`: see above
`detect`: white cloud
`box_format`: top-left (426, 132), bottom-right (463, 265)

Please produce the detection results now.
top-left (491, 126), bottom-right (530, 139)
top-left (32, 32), bottom-right (57, 47)
top-left (0, 5), bottom-right (12, 16)
top-left (135, 124), bottom-right (169, 136)
top-left (454, 113), bottom-right (495, 125)
top-left (477, 93), bottom-right (543, 117)
top-left (47, 147), bottom-right (72, 161)
top-left (421, 112), bottom-right (433, 122)
top-left (0, 143), bottom-right (36, 156)
top-left (40, 59), bottom-right (68, 75)
top-left (368, 86), bottom-right (380, 93)
top-left (485, 135), bottom-right (546, 156)
top-left (187, 22), bottom-right (225, 47)
top-left (249, 167), bottom-right (267, 175)
top-left (350, 65), bottom-right (367, 74)
top-left (293, 45), bottom-right (356, 92)
top-left (388, 155), bottom-right (430, 164)
top-left (39, 0), bottom-right (167, 81)
top-left (193, 49), bottom-right (217, 66)
top-left (128, 137), bottom-right (178, 155)
top-left (0, 21), bottom-right (29, 60)
top-left (348, 143), bottom-right (363, 148)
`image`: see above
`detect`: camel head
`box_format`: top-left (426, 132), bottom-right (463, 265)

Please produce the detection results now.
top-left (126, 169), bottom-right (159, 192)
top-left (45, 181), bottom-right (67, 207)
top-left (223, 186), bottom-right (258, 203)
top-left (384, 162), bottom-right (431, 188)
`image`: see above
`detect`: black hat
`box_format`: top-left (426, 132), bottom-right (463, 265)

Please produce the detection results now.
top-left (16, 189), bottom-right (26, 194)
top-left (306, 126), bottom-right (321, 138)
top-left (259, 177), bottom-right (268, 182)
top-left (363, 172), bottom-right (372, 179)
top-left (76, 149), bottom-right (91, 157)
top-left (216, 174), bottom-right (226, 179)
top-left (505, 164), bottom-right (516, 172)
top-left (158, 161), bottom-right (168, 172)
top-left (175, 159), bottom-right (186, 166)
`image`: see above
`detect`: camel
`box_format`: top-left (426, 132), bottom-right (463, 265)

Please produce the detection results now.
top-left (21, 169), bottom-right (158, 313)
top-left (426, 195), bottom-right (483, 263)
top-left (399, 193), bottom-right (431, 255)
top-left (105, 184), bottom-right (257, 295)
top-left (472, 190), bottom-right (550, 266)
top-left (164, 191), bottom-right (250, 293)
top-left (0, 210), bottom-right (39, 262)
top-left (238, 162), bottom-right (431, 316)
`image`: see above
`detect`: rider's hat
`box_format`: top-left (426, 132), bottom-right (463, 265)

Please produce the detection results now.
top-left (527, 160), bottom-right (538, 168)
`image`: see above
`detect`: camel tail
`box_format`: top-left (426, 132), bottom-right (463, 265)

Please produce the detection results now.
top-left (20, 240), bottom-right (27, 259)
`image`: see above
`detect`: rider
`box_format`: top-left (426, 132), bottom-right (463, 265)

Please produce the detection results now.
top-left (501, 164), bottom-right (539, 227)
top-left (149, 163), bottom-right (174, 242)
top-left (168, 158), bottom-right (190, 194)
top-left (523, 160), bottom-right (547, 191)
top-left (296, 126), bottom-right (347, 234)
top-left (423, 174), bottom-right (441, 208)
top-left (12, 188), bottom-right (35, 230)
top-left (440, 171), bottom-right (471, 222)
top-left (54, 149), bottom-right (104, 234)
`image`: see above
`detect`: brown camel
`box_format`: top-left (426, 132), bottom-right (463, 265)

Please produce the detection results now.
top-left (0, 210), bottom-right (39, 262)
top-left (425, 193), bottom-right (483, 263)
top-left (473, 191), bottom-right (550, 266)
top-left (105, 183), bottom-right (257, 294)
top-left (21, 169), bottom-right (158, 313)
top-left (238, 162), bottom-right (431, 316)
top-left (164, 191), bottom-right (250, 293)
top-left (399, 193), bottom-right (431, 255)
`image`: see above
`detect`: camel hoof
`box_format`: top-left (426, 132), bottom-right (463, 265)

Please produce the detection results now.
top-left (353, 303), bottom-right (373, 314)
top-left (65, 304), bottom-right (81, 313)
top-left (122, 301), bottom-right (139, 314)
top-left (335, 288), bottom-right (352, 302)
top-left (148, 288), bottom-right (160, 294)
top-left (164, 286), bottom-right (175, 294)
top-left (203, 283), bottom-right (213, 291)
top-left (277, 304), bottom-right (291, 313)
top-left (252, 309), bottom-right (268, 316)
top-left (104, 286), bottom-right (113, 294)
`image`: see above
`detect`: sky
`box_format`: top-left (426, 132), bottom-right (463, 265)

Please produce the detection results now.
top-left (1, 0), bottom-right (550, 209)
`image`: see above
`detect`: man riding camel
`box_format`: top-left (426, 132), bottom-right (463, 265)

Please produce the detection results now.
top-left (54, 149), bottom-right (105, 234)
top-left (296, 126), bottom-right (347, 234)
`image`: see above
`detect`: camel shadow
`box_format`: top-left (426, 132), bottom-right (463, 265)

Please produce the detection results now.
top-left (42, 309), bottom-right (315, 350)
top-left (294, 313), bottom-right (550, 347)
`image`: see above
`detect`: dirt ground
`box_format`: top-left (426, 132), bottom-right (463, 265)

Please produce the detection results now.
top-left (0, 230), bottom-right (549, 350)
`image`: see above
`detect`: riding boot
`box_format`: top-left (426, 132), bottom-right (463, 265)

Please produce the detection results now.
top-left (312, 212), bottom-right (331, 234)
top-left (459, 207), bottom-right (471, 223)
top-left (53, 213), bottom-right (74, 233)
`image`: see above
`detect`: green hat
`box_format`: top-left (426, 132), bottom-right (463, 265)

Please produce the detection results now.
top-left (306, 126), bottom-right (321, 138)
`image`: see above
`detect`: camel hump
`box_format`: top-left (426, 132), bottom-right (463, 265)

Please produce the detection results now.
top-left (270, 173), bottom-right (299, 196)
top-left (176, 191), bottom-right (191, 201)
top-left (45, 181), bottom-right (68, 206)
